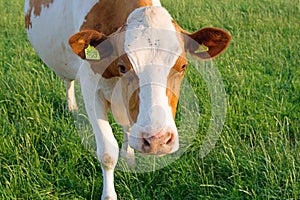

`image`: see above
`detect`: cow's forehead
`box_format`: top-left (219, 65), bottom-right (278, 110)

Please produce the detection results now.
top-left (124, 7), bottom-right (182, 74)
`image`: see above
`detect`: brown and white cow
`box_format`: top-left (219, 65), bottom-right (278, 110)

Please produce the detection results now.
top-left (25, 0), bottom-right (230, 199)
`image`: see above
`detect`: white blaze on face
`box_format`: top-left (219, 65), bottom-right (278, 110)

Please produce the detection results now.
top-left (124, 7), bottom-right (182, 148)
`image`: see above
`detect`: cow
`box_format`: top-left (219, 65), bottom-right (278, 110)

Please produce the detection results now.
top-left (25, 0), bottom-right (231, 199)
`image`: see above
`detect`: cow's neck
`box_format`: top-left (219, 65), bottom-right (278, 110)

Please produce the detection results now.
top-left (80, 0), bottom-right (161, 35)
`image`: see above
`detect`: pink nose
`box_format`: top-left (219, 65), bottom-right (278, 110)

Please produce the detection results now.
top-left (142, 131), bottom-right (175, 154)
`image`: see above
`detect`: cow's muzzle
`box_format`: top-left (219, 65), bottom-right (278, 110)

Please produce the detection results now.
top-left (141, 131), bottom-right (175, 154)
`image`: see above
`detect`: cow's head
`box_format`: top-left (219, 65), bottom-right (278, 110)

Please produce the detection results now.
top-left (69, 7), bottom-right (231, 155)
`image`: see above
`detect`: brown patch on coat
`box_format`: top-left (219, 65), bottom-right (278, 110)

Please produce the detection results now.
top-left (111, 54), bottom-right (140, 124)
top-left (25, 0), bottom-right (54, 29)
top-left (128, 88), bottom-right (140, 124)
top-left (165, 21), bottom-right (188, 118)
top-left (80, 0), bottom-right (153, 35)
top-left (120, 54), bottom-right (139, 124)
top-left (101, 153), bottom-right (115, 170)
top-left (166, 55), bottom-right (188, 117)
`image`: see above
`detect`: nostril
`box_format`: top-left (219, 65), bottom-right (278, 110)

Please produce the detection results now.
top-left (166, 137), bottom-right (172, 145)
top-left (166, 132), bottom-right (174, 145)
top-left (142, 137), bottom-right (152, 153)
top-left (143, 138), bottom-right (151, 147)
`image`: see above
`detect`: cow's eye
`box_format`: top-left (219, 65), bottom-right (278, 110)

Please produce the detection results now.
top-left (181, 64), bottom-right (187, 71)
top-left (119, 64), bottom-right (128, 74)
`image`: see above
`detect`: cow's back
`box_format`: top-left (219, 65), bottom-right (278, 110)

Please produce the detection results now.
top-left (25, 0), bottom-right (148, 80)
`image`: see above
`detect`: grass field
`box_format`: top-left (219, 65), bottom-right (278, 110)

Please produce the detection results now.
top-left (1, 0), bottom-right (299, 199)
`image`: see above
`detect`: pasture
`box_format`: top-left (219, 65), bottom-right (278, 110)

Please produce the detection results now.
top-left (0, 0), bottom-right (299, 199)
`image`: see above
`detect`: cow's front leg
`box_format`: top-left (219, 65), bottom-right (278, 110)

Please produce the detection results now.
top-left (97, 120), bottom-right (119, 200)
top-left (81, 81), bottom-right (118, 200)
top-left (121, 126), bottom-right (135, 167)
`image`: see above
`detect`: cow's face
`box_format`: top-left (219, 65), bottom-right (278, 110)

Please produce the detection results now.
top-left (69, 7), bottom-right (231, 155)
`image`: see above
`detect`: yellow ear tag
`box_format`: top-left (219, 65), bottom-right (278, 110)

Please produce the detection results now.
top-left (85, 45), bottom-right (100, 60)
top-left (194, 43), bottom-right (209, 53)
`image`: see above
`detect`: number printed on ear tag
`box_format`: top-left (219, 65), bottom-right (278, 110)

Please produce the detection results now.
top-left (85, 45), bottom-right (101, 60)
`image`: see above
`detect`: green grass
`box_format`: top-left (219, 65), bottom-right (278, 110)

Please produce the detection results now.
top-left (1, 0), bottom-right (299, 199)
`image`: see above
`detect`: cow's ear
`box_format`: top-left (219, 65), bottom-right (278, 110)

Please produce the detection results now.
top-left (69, 30), bottom-right (110, 60)
top-left (185, 27), bottom-right (231, 59)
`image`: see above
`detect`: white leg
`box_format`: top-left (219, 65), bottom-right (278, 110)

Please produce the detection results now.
top-left (64, 79), bottom-right (78, 112)
top-left (80, 80), bottom-right (118, 200)
top-left (121, 126), bottom-right (136, 167)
